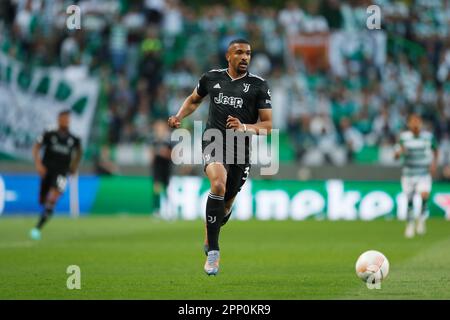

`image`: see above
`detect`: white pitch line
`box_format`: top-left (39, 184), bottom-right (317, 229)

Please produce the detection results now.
top-left (0, 241), bottom-right (34, 248)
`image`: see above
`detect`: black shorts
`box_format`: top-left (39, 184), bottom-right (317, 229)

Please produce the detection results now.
top-left (223, 164), bottom-right (251, 202)
top-left (203, 162), bottom-right (251, 202)
top-left (202, 138), bottom-right (250, 166)
top-left (202, 140), bottom-right (251, 201)
top-left (39, 172), bottom-right (68, 204)
top-left (153, 156), bottom-right (171, 187)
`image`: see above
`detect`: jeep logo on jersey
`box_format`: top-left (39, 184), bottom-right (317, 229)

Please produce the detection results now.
top-left (52, 144), bottom-right (71, 155)
top-left (243, 83), bottom-right (250, 92)
top-left (214, 93), bottom-right (243, 108)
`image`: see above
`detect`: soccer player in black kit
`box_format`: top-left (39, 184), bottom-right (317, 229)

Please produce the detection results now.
top-left (150, 120), bottom-right (173, 216)
top-left (30, 110), bottom-right (82, 240)
top-left (168, 39), bottom-right (273, 275)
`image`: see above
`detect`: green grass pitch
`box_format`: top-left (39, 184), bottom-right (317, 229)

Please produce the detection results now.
top-left (1, 216), bottom-right (450, 299)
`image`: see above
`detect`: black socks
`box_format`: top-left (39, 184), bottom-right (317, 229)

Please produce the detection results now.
top-left (407, 197), bottom-right (430, 221)
top-left (421, 198), bottom-right (429, 217)
top-left (406, 197), bottom-right (414, 222)
top-left (206, 193), bottom-right (225, 251)
top-left (37, 203), bottom-right (54, 230)
top-left (221, 209), bottom-right (233, 226)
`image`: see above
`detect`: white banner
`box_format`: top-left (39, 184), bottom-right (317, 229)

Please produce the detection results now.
top-left (329, 30), bottom-right (386, 77)
top-left (0, 53), bottom-right (99, 159)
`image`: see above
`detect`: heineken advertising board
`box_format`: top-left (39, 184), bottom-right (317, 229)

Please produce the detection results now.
top-left (1, 175), bottom-right (450, 220)
top-left (163, 178), bottom-right (450, 221)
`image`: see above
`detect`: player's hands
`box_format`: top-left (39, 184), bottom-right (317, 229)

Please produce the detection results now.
top-left (36, 163), bottom-right (47, 177)
top-left (394, 147), bottom-right (402, 160)
top-left (168, 116), bottom-right (181, 128)
top-left (226, 116), bottom-right (244, 132)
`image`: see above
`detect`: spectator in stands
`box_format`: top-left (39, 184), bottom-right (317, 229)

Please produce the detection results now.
top-left (1, 0), bottom-right (450, 167)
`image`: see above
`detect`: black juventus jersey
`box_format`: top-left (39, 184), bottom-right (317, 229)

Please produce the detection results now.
top-left (37, 130), bottom-right (81, 174)
top-left (197, 68), bottom-right (272, 164)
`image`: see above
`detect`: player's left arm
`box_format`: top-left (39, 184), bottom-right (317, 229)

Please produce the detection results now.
top-left (70, 139), bottom-right (83, 174)
top-left (227, 109), bottom-right (272, 135)
top-left (394, 134), bottom-right (405, 160)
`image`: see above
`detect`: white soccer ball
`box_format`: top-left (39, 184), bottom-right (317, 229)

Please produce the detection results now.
top-left (355, 250), bottom-right (389, 284)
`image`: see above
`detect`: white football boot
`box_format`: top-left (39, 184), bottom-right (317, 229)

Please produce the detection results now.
top-left (405, 221), bottom-right (415, 239)
top-left (204, 250), bottom-right (220, 276)
top-left (416, 216), bottom-right (426, 235)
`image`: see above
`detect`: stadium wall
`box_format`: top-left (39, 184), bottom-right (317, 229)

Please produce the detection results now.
top-left (0, 161), bottom-right (416, 181)
top-left (1, 174), bottom-right (449, 220)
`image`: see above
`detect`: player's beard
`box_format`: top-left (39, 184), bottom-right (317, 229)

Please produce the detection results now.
top-left (59, 126), bottom-right (69, 134)
top-left (411, 127), bottom-right (421, 135)
top-left (236, 62), bottom-right (248, 75)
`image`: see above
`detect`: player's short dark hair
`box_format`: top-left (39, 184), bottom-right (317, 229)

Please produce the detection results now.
top-left (228, 38), bottom-right (251, 48)
top-left (407, 112), bottom-right (421, 121)
top-left (58, 109), bottom-right (71, 117)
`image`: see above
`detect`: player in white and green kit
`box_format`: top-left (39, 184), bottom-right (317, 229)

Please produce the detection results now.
top-left (395, 113), bottom-right (438, 238)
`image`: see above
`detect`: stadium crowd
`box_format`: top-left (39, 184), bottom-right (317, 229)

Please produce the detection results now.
top-left (1, 0), bottom-right (450, 167)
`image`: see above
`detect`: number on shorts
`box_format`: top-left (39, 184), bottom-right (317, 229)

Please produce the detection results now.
top-left (242, 166), bottom-right (250, 181)
top-left (56, 175), bottom-right (67, 192)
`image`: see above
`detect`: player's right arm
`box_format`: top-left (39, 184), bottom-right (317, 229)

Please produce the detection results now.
top-left (168, 88), bottom-right (204, 128)
top-left (430, 134), bottom-right (439, 178)
top-left (168, 74), bottom-right (208, 128)
top-left (33, 132), bottom-right (47, 177)
top-left (394, 145), bottom-right (404, 160)
top-left (394, 133), bottom-right (405, 160)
